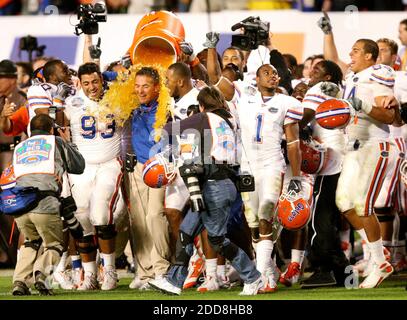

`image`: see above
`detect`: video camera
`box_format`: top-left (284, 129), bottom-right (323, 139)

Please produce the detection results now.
top-left (19, 36), bottom-right (46, 62)
top-left (74, 2), bottom-right (107, 36)
top-left (231, 16), bottom-right (270, 51)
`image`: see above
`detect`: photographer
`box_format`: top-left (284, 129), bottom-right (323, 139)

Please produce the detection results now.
top-left (11, 114), bottom-right (85, 296)
top-left (149, 86), bottom-right (263, 296)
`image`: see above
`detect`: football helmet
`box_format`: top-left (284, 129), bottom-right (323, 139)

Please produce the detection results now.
top-left (277, 190), bottom-right (311, 231)
top-left (315, 98), bottom-right (352, 130)
top-left (300, 138), bottom-right (327, 174)
top-left (0, 164), bottom-right (16, 190)
top-left (142, 153), bottom-right (176, 188)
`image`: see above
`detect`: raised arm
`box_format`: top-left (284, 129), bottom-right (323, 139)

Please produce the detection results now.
top-left (83, 35), bottom-right (101, 66)
top-left (317, 12), bottom-right (348, 76)
top-left (204, 32), bottom-right (235, 101)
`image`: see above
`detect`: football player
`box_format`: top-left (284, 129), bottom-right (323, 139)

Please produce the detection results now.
top-left (64, 62), bottom-right (125, 291)
top-left (206, 33), bottom-right (304, 292)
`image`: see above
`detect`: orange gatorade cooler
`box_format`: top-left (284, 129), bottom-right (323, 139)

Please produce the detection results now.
top-left (128, 10), bottom-right (186, 68)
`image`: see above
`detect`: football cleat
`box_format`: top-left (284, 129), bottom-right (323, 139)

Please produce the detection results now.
top-left (353, 259), bottom-right (369, 275)
top-left (149, 277), bottom-right (181, 295)
top-left (129, 276), bottom-right (144, 289)
top-left (183, 256), bottom-right (205, 289)
top-left (359, 261), bottom-right (393, 289)
top-left (197, 275), bottom-right (220, 292)
top-left (101, 268), bottom-right (118, 291)
top-left (53, 270), bottom-right (75, 290)
top-left (259, 275), bottom-right (278, 293)
top-left (279, 262), bottom-right (301, 287)
top-left (239, 276), bottom-right (264, 296)
top-left (77, 272), bottom-right (99, 291)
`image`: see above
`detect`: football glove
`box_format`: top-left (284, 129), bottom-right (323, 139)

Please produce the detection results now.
top-left (347, 96), bottom-right (372, 114)
top-left (287, 177), bottom-right (302, 194)
top-left (54, 82), bottom-right (74, 101)
top-left (320, 81), bottom-right (340, 97)
top-left (317, 12), bottom-right (332, 35)
top-left (203, 32), bottom-right (220, 49)
top-left (89, 37), bottom-right (102, 60)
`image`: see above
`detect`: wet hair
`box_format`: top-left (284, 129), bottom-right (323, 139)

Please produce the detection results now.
top-left (197, 86), bottom-right (226, 112)
top-left (400, 19), bottom-right (407, 30)
top-left (30, 114), bottom-right (54, 133)
top-left (356, 39), bottom-right (379, 62)
top-left (317, 60), bottom-right (343, 85)
top-left (136, 67), bottom-right (160, 84)
top-left (78, 62), bottom-right (102, 80)
top-left (168, 62), bottom-right (191, 80)
top-left (377, 38), bottom-right (399, 55)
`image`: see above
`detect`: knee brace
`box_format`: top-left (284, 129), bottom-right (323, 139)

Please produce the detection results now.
top-left (77, 235), bottom-right (97, 254)
top-left (23, 238), bottom-right (42, 251)
top-left (207, 235), bottom-right (225, 253)
top-left (174, 231), bottom-right (193, 267)
top-left (221, 242), bottom-right (239, 261)
top-left (376, 214), bottom-right (395, 223)
top-left (95, 225), bottom-right (117, 240)
top-left (44, 245), bottom-right (64, 257)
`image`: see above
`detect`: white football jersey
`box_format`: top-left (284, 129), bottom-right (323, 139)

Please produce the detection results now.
top-left (64, 90), bottom-right (121, 164)
top-left (394, 71), bottom-right (407, 103)
top-left (170, 87), bottom-right (199, 121)
top-left (27, 83), bottom-right (65, 121)
top-left (302, 82), bottom-right (345, 175)
top-left (342, 64), bottom-right (395, 144)
top-left (235, 87), bottom-right (303, 172)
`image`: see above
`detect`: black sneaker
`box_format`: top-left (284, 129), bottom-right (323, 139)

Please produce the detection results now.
top-left (12, 281), bottom-right (31, 296)
top-left (34, 272), bottom-right (54, 296)
top-left (301, 271), bottom-right (337, 289)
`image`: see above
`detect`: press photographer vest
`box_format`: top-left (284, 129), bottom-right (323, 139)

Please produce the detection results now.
top-left (13, 135), bottom-right (56, 178)
top-left (206, 112), bottom-right (237, 164)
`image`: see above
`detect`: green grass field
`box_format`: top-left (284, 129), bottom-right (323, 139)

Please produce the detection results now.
top-left (0, 272), bottom-right (406, 300)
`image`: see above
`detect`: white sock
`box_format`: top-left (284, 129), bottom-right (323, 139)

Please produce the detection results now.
top-left (56, 251), bottom-right (68, 272)
top-left (101, 253), bottom-right (115, 269)
top-left (340, 229), bottom-right (351, 243)
top-left (256, 240), bottom-right (273, 275)
top-left (291, 249), bottom-right (305, 266)
top-left (369, 239), bottom-right (386, 266)
top-left (205, 258), bottom-right (217, 278)
top-left (82, 261), bottom-right (97, 276)
top-left (356, 229), bottom-right (370, 260)
top-left (217, 264), bottom-right (226, 279)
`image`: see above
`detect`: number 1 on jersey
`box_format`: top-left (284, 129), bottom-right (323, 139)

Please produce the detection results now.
top-left (254, 113), bottom-right (264, 143)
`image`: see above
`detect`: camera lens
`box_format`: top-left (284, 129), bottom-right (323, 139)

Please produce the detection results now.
top-left (242, 177), bottom-right (251, 185)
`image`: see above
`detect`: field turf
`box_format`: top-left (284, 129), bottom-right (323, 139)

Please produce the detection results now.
top-left (0, 272), bottom-right (406, 300)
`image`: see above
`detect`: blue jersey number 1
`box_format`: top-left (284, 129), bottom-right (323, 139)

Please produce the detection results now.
top-left (254, 113), bottom-right (264, 143)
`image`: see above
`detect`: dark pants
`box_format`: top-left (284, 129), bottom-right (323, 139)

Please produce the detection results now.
top-left (308, 173), bottom-right (350, 284)
top-left (167, 179), bottom-right (260, 288)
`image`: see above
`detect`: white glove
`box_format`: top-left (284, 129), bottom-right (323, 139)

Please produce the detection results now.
top-left (203, 32), bottom-right (220, 49)
top-left (320, 81), bottom-right (340, 97)
top-left (53, 82), bottom-right (74, 102)
top-left (348, 97), bottom-right (372, 114)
